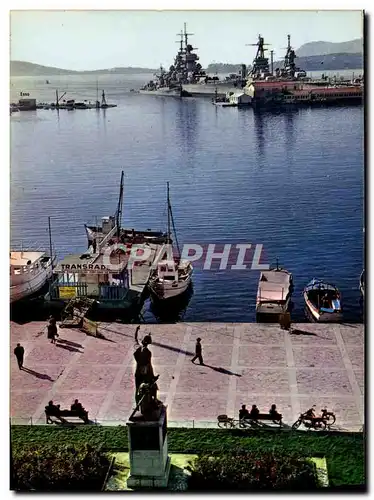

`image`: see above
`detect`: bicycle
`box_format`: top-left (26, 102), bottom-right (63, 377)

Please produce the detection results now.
top-left (217, 414), bottom-right (252, 429)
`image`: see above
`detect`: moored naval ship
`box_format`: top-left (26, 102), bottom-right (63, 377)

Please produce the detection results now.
top-left (139, 23), bottom-right (246, 98)
top-left (242, 34), bottom-right (362, 106)
top-left (139, 65), bottom-right (188, 97)
top-left (179, 25), bottom-right (247, 97)
top-left (139, 26), bottom-right (197, 97)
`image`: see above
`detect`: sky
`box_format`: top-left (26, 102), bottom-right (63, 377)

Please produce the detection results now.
top-left (10, 10), bottom-right (364, 71)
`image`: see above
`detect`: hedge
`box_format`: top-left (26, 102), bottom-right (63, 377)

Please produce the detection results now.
top-left (11, 426), bottom-right (365, 487)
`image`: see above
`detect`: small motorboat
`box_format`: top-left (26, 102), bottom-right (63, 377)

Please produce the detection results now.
top-left (256, 260), bottom-right (293, 318)
top-left (303, 278), bottom-right (342, 322)
top-left (360, 269), bottom-right (365, 298)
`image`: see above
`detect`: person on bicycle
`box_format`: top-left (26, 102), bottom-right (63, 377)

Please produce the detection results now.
top-left (305, 406), bottom-right (316, 419)
top-left (304, 405), bottom-right (324, 425)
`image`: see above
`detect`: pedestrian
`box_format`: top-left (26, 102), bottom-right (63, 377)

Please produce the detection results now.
top-left (14, 343), bottom-right (24, 370)
top-left (134, 325), bottom-right (140, 344)
top-left (191, 338), bottom-right (204, 365)
top-left (47, 316), bottom-right (59, 344)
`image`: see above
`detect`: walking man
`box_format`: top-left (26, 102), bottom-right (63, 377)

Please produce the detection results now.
top-left (47, 316), bottom-right (58, 344)
top-left (191, 338), bottom-right (204, 365)
top-left (134, 325), bottom-right (140, 345)
top-left (14, 343), bottom-right (24, 370)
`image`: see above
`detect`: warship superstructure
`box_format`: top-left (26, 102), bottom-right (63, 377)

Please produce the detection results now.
top-left (139, 23), bottom-right (245, 97)
top-left (246, 34), bottom-right (306, 82)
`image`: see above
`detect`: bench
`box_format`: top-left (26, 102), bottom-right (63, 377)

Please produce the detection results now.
top-left (250, 413), bottom-right (283, 426)
top-left (217, 412), bottom-right (283, 428)
top-left (45, 407), bottom-right (89, 424)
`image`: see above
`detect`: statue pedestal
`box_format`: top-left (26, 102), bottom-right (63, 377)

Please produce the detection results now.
top-left (126, 405), bottom-right (171, 489)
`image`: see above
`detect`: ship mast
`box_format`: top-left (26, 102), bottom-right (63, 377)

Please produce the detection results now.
top-left (246, 34), bottom-right (271, 79)
top-left (167, 181), bottom-right (171, 242)
top-left (166, 182), bottom-right (180, 257)
top-left (183, 22), bottom-right (194, 48)
top-left (116, 171), bottom-right (124, 237)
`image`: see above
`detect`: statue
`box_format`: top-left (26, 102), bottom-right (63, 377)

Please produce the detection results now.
top-left (131, 334), bottom-right (162, 420)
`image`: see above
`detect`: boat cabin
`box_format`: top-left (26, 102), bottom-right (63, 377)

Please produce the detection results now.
top-left (155, 260), bottom-right (178, 281)
top-left (50, 251), bottom-right (130, 301)
top-left (10, 251), bottom-right (50, 284)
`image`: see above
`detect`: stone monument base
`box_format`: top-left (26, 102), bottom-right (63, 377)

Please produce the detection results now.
top-left (127, 405), bottom-right (171, 489)
top-left (127, 456), bottom-right (171, 489)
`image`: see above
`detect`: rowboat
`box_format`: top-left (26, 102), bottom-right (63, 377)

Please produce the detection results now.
top-left (303, 278), bottom-right (342, 322)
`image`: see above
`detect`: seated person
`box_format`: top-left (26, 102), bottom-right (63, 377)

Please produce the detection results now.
top-left (71, 399), bottom-right (89, 422)
top-left (45, 401), bottom-right (61, 423)
top-left (45, 400), bottom-right (60, 415)
top-left (269, 404), bottom-right (280, 418)
top-left (249, 404), bottom-right (260, 418)
top-left (71, 399), bottom-right (85, 413)
top-left (322, 294), bottom-right (330, 308)
top-left (239, 404), bottom-right (250, 421)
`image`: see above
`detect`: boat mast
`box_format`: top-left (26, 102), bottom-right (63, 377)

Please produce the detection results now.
top-left (116, 171), bottom-right (124, 237)
top-left (167, 182), bottom-right (171, 242)
top-left (48, 216), bottom-right (54, 268)
top-left (167, 182), bottom-right (181, 258)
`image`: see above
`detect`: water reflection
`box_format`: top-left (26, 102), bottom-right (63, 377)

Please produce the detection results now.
top-left (175, 99), bottom-right (198, 158)
top-left (253, 109), bottom-right (265, 161)
top-left (149, 283), bottom-right (194, 323)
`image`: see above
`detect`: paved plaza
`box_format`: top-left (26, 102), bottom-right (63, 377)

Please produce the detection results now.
top-left (10, 321), bottom-right (364, 430)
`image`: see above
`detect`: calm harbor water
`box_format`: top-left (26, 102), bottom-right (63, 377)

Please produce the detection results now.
top-left (10, 74), bottom-right (364, 323)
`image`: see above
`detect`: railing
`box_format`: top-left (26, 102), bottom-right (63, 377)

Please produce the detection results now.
top-left (49, 280), bottom-right (129, 301)
top-left (99, 285), bottom-right (129, 301)
top-left (11, 241), bottom-right (58, 257)
top-left (8, 417), bottom-right (365, 432)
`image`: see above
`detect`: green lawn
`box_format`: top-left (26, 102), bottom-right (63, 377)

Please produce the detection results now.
top-left (11, 426), bottom-right (365, 487)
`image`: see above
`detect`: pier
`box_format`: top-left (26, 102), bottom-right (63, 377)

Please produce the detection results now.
top-left (10, 321), bottom-right (364, 431)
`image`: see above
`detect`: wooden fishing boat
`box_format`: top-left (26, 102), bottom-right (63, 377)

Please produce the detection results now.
top-left (256, 260), bottom-right (293, 317)
top-left (303, 278), bottom-right (342, 322)
top-left (148, 182), bottom-right (193, 301)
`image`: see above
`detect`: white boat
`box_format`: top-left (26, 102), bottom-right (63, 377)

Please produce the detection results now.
top-left (149, 258), bottom-right (193, 300)
top-left (303, 278), bottom-right (342, 322)
top-left (256, 261), bottom-right (293, 316)
top-left (148, 183), bottom-right (193, 301)
top-left (10, 251), bottom-right (54, 303)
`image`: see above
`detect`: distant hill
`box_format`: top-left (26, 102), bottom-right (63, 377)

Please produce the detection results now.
top-left (206, 52), bottom-right (363, 74)
top-left (10, 60), bottom-right (155, 77)
top-left (275, 52), bottom-right (363, 72)
top-left (205, 63), bottom-right (244, 74)
top-left (296, 38), bottom-right (363, 57)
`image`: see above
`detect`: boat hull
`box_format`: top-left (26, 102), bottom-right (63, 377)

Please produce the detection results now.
top-left (303, 292), bottom-right (342, 322)
top-left (10, 264), bottom-right (53, 303)
top-left (256, 296), bottom-right (291, 316)
top-left (139, 88), bottom-right (184, 97)
top-left (182, 82), bottom-right (246, 97)
top-left (149, 274), bottom-right (192, 300)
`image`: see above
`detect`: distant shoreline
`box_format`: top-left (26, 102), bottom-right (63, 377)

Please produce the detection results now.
top-left (11, 50), bottom-right (364, 77)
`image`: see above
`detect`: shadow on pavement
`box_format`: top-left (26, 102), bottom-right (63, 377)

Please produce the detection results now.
top-left (21, 367), bottom-right (55, 381)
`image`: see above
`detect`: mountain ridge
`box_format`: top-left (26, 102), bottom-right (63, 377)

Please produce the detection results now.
top-left (296, 38), bottom-right (363, 57)
top-left (10, 38), bottom-right (364, 76)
